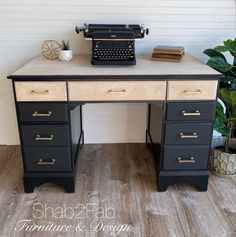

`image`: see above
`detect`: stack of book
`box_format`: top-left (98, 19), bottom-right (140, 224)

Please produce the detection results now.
top-left (151, 46), bottom-right (185, 62)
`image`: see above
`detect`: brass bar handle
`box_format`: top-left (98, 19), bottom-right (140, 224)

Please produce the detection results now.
top-left (177, 157), bottom-right (195, 163)
top-left (37, 159), bottom-right (55, 165)
top-left (179, 132), bottom-right (198, 139)
top-left (32, 111), bottom-right (52, 117)
top-left (35, 135), bottom-right (54, 141)
top-left (108, 89), bottom-right (126, 93)
top-left (182, 110), bottom-right (201, 116)
top-left (183, 89), bottom-right (201, 94)
top-left (30, 90), bottom-right (49, 95)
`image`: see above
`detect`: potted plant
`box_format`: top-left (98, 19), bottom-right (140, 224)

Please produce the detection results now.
top-left (204, 39), bottom-right (236, 175)
top-left (58, 40), bottom-right (73, 62)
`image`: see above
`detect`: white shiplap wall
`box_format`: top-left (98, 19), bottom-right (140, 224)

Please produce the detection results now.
top-left (0, 0), bottom-right (235, 144)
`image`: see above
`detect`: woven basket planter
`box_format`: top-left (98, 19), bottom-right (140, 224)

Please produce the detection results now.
top-left (210, 137), bottom-right (236, 175)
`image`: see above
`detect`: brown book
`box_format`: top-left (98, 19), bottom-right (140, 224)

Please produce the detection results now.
top-left (151, 57), bottom-right (181, 63)
top-left (152, 53), bottom-right (184, 60)
top-left (153, 49), bottom-right (185, 55)
top-left (154, 45), bottom-right (184, 52)
top-left (153, 45), bottom-right (185, 55)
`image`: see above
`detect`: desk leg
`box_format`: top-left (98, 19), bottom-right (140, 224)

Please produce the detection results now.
top-left (23, 173), bottom-right (76, 193)
top-left (146, 103), bottom-right (164, 156)
top-left (158, 171), bottom-right (209, 192)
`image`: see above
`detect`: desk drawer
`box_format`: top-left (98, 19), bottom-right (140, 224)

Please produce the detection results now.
top-left (15, 82), bottom-right (67, 101)
top-left (163, 145), bottom-right (209, 170)
top-left (21, 125), bottom-right (70, 146)
top-left (166, 102), bottom-right (215, 121)
top-left (23, 147), bottom-right (71, 172)
top-left (167, 80), bottom-right (218, 100)
top-left (68, 81), bottom-right (166, 101)
top-left (164, 122), bottom-right (212, 145)
top-left (18, 103), bottom-right (68, 122)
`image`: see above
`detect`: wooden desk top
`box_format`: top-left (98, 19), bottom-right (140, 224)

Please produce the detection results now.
top-left (8, 54), bottom-right (220, 80)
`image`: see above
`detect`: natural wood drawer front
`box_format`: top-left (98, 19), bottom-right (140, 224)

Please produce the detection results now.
top-left (68, 81), bottom-right (166, 101)
top-left (15, 82), bottom-right (67, 101)
top-left (167, 80), bottom-right (218, 100)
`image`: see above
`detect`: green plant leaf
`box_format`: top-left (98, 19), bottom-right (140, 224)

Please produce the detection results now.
top-left (203, 49), bottom-right (226, 61)
top-left (207, 57), bottom-right (232, 73)
top-left (214, 117), bottom-right (229, 136)
top-left (229, 112), bottom-right (236, 128)
top-left (230, 67), bottom-right (236, 78)
top-left (230, 112), bottom-right (236, 129)
top-left (219, 88), bottom-right (233, 107)
top-left (214, 45), bottom-right (228, 52)
top-left (231, 111), bottom-right (236, 117)
top-left (213, 39), bottom-right (236, 58)
top-left (219, 76), bottom-right (234, 86)
top-left (216, 101), bottom-right (227, 122)
top-left (230, 91), bottom-right (236, 108)
top-left (223, 39), bottom-right (236, 57)
top-left (60, 40), bottom-right (70, 50)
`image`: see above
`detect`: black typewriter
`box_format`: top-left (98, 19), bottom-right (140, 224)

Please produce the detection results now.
top-left (75, 24), bottom-right (149, 65)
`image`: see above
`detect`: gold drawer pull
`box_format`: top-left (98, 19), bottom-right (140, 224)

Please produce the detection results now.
top-left (30, 90), bottom-right (49, 95)
top-left (182, 110), bottom-right (201, 116)
top-left (32, 111), bottom-right (52, 117)
top-left (180, 132), bottom-right (198, 139)
top-left (108, 89), bottom-right (126, 93)
top-left (37, 159), bottom-right (55, 165)
top-left (183, 89), bottom-right (201, 94)
top-left (35, 135), bottom-right (54, 141)
top-left (177, 157), bottom-right (195, 163)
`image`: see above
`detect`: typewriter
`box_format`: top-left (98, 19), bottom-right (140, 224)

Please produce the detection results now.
top-left (75, 24), bottom-right (149, 65)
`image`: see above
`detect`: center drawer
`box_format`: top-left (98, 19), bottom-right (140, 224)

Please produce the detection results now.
top-left (23, 147), bottom-right (71, 172)
top-left (21, 125), bottom-right (70, 146)
top-left (68, 81), bottom-right (166, 101)
top-left (164, 122), bottom-right (213, 145)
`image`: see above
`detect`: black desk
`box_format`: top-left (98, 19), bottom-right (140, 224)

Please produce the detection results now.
top-left (8, 55), bottom-right (220, 192)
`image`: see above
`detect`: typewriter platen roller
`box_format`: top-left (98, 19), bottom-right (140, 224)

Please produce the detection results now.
top-left (75, 24), bottom-right (149, 65)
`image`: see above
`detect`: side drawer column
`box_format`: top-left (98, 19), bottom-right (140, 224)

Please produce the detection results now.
top-left (158, 100), bottom-right (216, 191)
top-left (149, 80), bottom-right (218, 191)
top-left (13, 81), bottom-right (82, 193)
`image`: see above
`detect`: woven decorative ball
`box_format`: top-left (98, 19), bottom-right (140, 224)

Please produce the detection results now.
top-left (41, 40), bottom-right (61, 60)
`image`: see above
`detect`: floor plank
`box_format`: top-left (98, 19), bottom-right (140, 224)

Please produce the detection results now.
top-left (0, 144), bottom-right (235, 237)
top-left (130, 144), bottom-right (185, 237)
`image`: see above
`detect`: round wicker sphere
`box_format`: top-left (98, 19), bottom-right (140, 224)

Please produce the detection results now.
top-left (41, 40), bottom-right (61, 60)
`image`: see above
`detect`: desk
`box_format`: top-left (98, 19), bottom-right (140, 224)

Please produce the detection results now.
top-left (8, 55), bottom-right (220, 192)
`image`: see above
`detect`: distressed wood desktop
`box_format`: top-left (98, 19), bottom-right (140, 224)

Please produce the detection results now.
top-left (8, 55), bottom-right (220, 193)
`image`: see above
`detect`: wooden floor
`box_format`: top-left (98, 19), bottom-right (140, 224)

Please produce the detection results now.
top-left (0, 144), bottom-right (235, 237)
